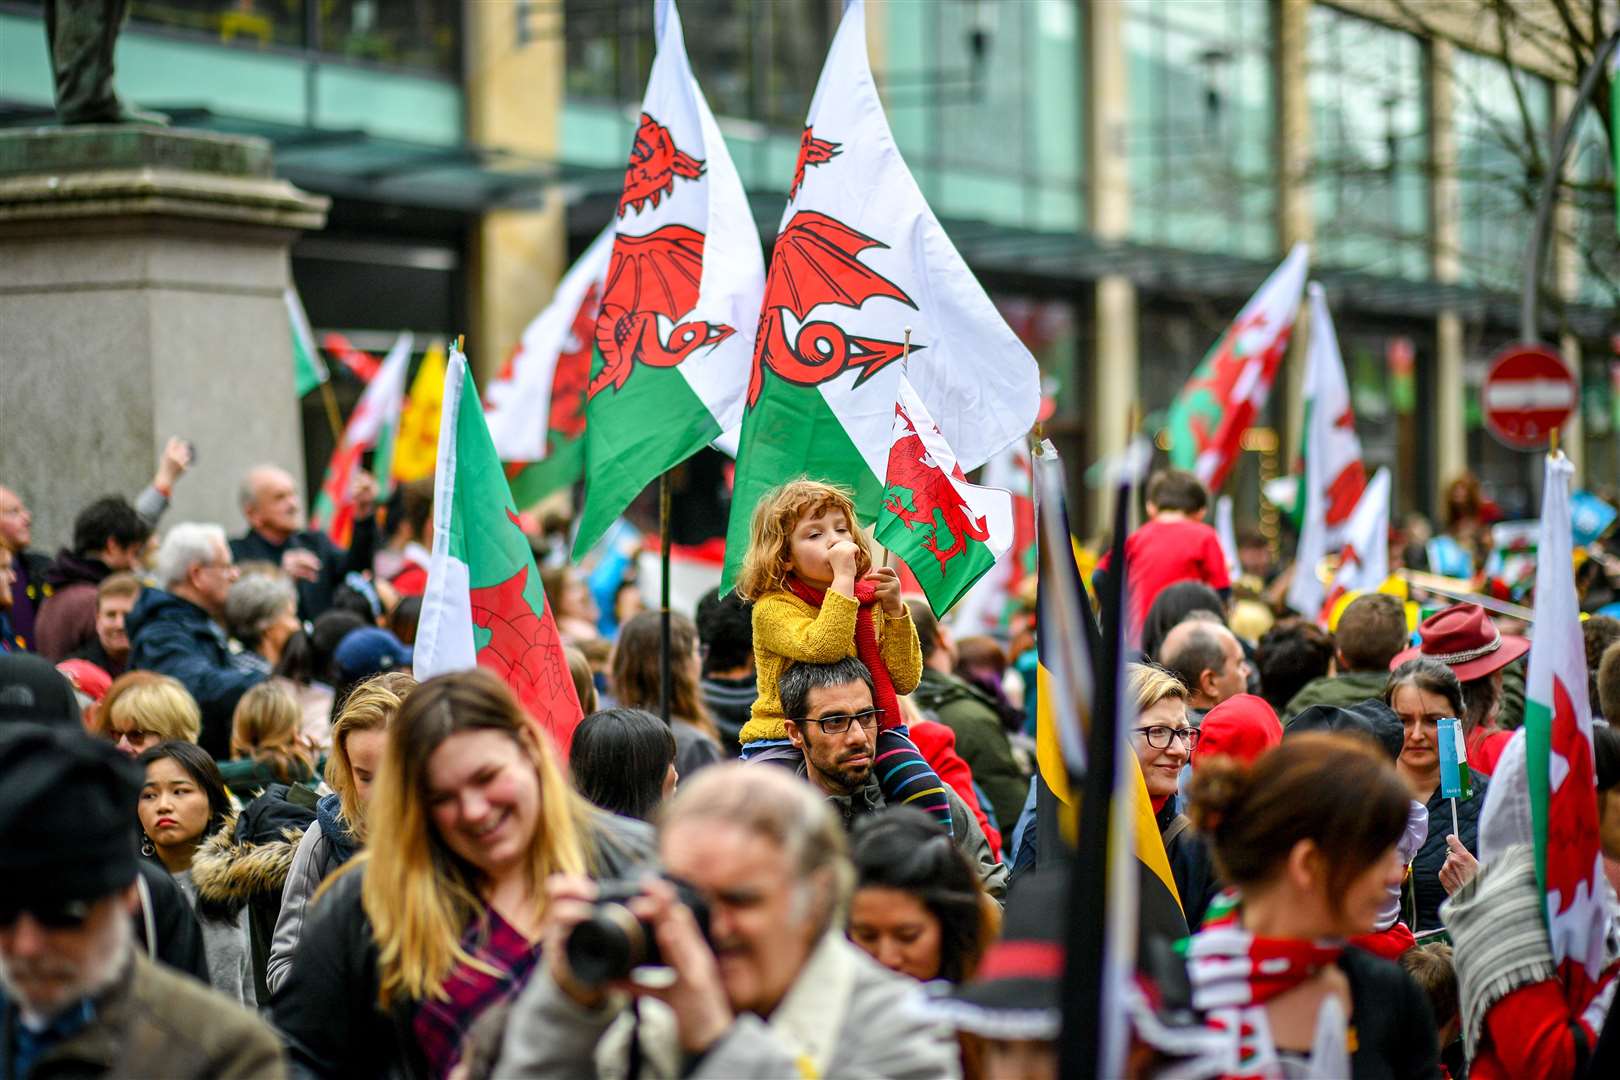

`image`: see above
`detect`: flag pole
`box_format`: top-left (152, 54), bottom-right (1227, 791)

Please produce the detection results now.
top-left (659, 469), bottom-right (672, 725)
top-left (317, 379), bottom-right (344, 444)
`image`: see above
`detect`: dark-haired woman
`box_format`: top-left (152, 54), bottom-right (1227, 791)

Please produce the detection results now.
top-left (570, 707), bottom-right (677, 821)
top-left (848, 806), bottom-right (998, 985)
top-left (271, 669), bottom-right (655, 1078)
top-left (1386, 657), bottom-right (1487, 933)
top-left (611, 610), bottom-right (724, 779)
top-left (136, 741), bottom-right (256, 1005)
top-left (1137, 733), bottom-right (1441, 1078)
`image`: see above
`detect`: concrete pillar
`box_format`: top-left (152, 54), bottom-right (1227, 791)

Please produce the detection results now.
top-left (1429, 40), bottom-right (1467, 512)
top-left (1085, 0), bottom-right (1136, 529)
top-left (464, 0), bottom-right (568, 385)
top-left (0, 127), bottom-right (326, 549)
top-left (1275, 0), bottom-right (1313, 471)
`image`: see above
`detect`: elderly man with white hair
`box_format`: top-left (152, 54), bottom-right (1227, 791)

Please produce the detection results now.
top-left (231, 464), bottom-right (377, 622)
top-left (127, 523), bottom-right (265, 758)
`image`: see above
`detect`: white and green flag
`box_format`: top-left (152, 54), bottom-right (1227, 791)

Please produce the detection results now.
top-left (285, 286), bottom-right (328, 397)
top-left (876, 378), bottom-right (1013, 617)
top-left (721, 0), bottom-right (1039, 586)
top-left (571, 0), bottom-right (765, 558)
top-left (1480, 450), bottom-right (1611, 1020)
top-left (415, 345), bottom-right (584, 756)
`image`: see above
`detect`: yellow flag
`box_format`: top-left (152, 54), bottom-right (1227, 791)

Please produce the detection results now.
top-left (392, 340), bottom-right (445, 483)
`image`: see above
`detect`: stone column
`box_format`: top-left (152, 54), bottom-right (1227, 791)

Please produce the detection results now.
top-left (465, 0), bottom-right (567, 385)
top-left (1085, 0), bottom-right (1136, 530)
top-left (0, 126), bottom-right (326, 550)
top-left (1275, 0), bottom-right (1314, 471)
top-left (1429, 41), bottom-right (1466, 512)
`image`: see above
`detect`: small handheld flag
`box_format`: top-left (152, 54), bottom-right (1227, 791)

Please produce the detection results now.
top-left (1437, 716), bottom-right (1473, 801)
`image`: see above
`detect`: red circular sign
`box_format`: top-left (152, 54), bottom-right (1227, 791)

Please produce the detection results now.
top-left (1482, 343), bottom-right (1576, 450)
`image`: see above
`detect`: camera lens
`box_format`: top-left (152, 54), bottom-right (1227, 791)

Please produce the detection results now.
top-left (564, 905), bottom-right (645, 987)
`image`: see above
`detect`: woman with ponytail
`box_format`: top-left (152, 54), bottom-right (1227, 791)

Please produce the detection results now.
top-left (270, 669), bottom-right (654, 1079)
top-left (1136, 733), bottom-right (1441, 1079)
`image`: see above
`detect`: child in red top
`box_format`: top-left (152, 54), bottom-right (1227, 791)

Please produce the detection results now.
top-left (1096, 469), bottom-right (1230, 644)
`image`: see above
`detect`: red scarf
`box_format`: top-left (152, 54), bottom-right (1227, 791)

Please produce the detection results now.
top-left (786, 575), bottom-right (899, 730)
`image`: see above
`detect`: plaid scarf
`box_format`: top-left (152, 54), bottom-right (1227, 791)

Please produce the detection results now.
top-left (411, 908), bottom-right (541, 1077)
top-left (1178, 890), bottom-right (1347, 1078)
top-left (786, 576), bottom-right (899, 730)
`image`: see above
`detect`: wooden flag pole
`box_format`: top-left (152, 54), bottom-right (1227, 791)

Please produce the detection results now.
top-left (659, 470), bottom-right (673, 725)
top-left (317, 380), bottom-right (344, 445)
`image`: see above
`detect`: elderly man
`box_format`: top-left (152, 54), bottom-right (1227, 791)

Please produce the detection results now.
top-left (231, 464), bottom-right (377, 621)
top-left (0, 725), bottom-right (283, 1078)
top-left (1159, 616), bottom-right (1250, 721)
top-left (495, 764), bottom-right (960, 1077)
top-left (127, 523), bottom-right (264, 758)
top-left (780, 657), bottom-right (1006, 897)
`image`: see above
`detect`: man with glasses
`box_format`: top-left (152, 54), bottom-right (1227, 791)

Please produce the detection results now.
top-left (0, 724), bottom-right (283, 1078)
top-left (779, 657), bottom-right (1006, 897)
top-left (127, 523), bottom-right (265, 758)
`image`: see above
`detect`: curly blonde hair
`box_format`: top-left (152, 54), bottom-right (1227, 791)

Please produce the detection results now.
top-left (736, 478), bottom-right (872, 601)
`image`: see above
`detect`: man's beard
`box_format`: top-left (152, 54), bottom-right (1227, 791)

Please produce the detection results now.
top-left (811, 746), bottom-right (872, 794)
top-left (0, 906), bottom-right (131, 1027)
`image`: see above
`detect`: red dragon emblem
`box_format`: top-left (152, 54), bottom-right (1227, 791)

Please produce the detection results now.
top-left (546, 282), bottom-right (600, 442)
top-left (790, 126), bottom-right (840, 201)
top-left (469, 523), bottom-right (581, 755)
top-left (619, 112), bottom-right (704, 218)
top-left (882, 405), bottom-right (990, 576)
top-left (1544, 675), bottom-right (1600, 919)
top-left (589, 226), bottom-right (735, 398)
top-left (747, 210), bottom-right (919, 408)
top-left (1323, 458), bottom-right (1367, 527)
top-left (1177, 309), bottom-right (1293, 490)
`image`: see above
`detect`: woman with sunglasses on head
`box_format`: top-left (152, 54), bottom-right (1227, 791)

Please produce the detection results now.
top-left (271, 669), bottom-right (656, 1079)
top-left (1127, 662), bottom-right (1220, 923)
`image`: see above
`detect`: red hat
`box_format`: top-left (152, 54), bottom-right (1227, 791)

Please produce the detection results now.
top-left (1193, 693), bottom-right (1282, 767)
top-left (1389, 602), bottom-right (1529, 682)
top-left (55, 659), bottom-right (111, 702)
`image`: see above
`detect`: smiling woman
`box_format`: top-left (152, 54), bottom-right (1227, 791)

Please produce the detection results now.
top-left (270, 669), bottom-right (657, 1079)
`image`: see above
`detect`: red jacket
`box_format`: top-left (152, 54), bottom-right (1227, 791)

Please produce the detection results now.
top-left (1469, 980), bottom-right (1597, 1080)
top-left (911, 719), bottom-right (1002, 859)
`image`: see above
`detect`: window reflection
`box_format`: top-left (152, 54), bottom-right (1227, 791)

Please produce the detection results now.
top-left (1452, 50), bottom-right (1550, 292)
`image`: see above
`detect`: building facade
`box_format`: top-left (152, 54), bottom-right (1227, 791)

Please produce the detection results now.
top-left (2, 0), bottom-right (1613, 536)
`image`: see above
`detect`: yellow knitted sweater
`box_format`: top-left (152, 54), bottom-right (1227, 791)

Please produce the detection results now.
top-left (741, 588), bottom-right (922, 745)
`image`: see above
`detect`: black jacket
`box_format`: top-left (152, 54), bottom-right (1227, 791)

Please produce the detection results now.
top-left (1157, 800), bottom-right (1222, 930)
top-left (232, 523), bottom-right (377, 623)
top-left (1409, 778), bottom-right (1487, 933)
top-left (126, 588), bottom-right (266, 759)
top-left (271, 811), bottom-right (656, 1079)
top-left (136, 859), bottom-right (211, 985)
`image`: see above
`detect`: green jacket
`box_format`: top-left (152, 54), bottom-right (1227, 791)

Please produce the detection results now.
top-left (911, 668), bottom-right (1028, 832)
top-left (1282, 669), bottom-right (1390, 725)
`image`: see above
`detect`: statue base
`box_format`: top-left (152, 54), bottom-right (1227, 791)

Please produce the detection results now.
top-left (0, 125), bottom-right (328, 547)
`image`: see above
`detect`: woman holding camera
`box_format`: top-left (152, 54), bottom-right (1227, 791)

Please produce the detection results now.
top-left (270, 669), bottom-right (655, 1078)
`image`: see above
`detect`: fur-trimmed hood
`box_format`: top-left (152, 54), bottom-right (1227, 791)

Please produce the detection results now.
top-left (190, 804), bottom-right (310, 918)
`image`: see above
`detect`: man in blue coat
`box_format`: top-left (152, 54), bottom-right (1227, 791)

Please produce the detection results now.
top-left (128, 522), bottom-right (264, 758)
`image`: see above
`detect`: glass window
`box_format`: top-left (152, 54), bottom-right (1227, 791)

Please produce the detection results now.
top-left (1306, 7), bottom-right (1429, 279)
top-left (131, 1), bottom-right (306, 48)
top-left (319, 0), bottom-right (459, 73)
top-left (1570, 108), bottom-right (1618, 307)
top-left (1124, 0), bottom-right (1275, 258)
top-left (1452, 50), bottom-right (1551, 292)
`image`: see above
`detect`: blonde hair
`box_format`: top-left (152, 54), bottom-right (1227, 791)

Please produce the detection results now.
top-left (1128, 662), bottom-right (1188, 717)
top-left (103, 671), bottom-right (201, 744)
top-left (359, 669), bottom-right (595, 1007)
top-left (326, 671), bottom-right (416, 839)
top-left (736, 479), bottom-right (872, 601)
top-left (565, 646), bottom-right (598, 714)
top-left (229, 681), bottom-right (314, 782)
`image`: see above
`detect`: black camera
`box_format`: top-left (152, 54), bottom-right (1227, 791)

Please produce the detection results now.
top-left (563, 878), bottom-right (712, 987)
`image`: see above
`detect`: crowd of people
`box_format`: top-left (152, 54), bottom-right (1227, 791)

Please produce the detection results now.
top-left (2, 449), bottom-right (1619, 1079)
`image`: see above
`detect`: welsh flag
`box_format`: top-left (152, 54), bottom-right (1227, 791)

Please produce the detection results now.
top-left (311, 331), bottom-right (413, 547)
top-left (414, 344), bottom-right (583, 755)
top-left (285, 287), bottom-right (328, 397)
top-left (1482, 450), bottom-right (1614, 1031)
top-left (876, 379), bottom-right (1013, 617)
top-left (1166, 244), bottom-right (1309, 493)
top-left (571, 0), bottom-right (765, 558)
top-left (1315, 466), bottom-right (1391, 618)
top-left (390, 340), bottom-right (446, 488)
top-left (721, 0), bottom-right (1039, 586)
top-left (488, 224), bottom-right (616, 510)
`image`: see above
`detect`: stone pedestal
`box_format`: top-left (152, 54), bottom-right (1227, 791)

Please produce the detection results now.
top-left (0, 125), bottom-right (328, 549)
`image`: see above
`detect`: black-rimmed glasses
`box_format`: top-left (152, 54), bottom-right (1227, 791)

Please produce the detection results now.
top-left (1133, 724), bottom-right (1199, 750)
top-left (796, 708), bottom-right (884, 735)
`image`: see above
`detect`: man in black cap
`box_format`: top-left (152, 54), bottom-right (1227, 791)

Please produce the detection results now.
top-left (0, 726), bottom-right (284, 1078)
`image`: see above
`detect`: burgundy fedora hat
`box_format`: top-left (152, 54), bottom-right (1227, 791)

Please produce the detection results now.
top-left (1389, 602), bottom-right (1529, 682)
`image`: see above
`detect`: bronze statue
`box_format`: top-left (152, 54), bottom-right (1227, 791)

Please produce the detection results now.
top-left (44, 0), bottom-right (165, 125)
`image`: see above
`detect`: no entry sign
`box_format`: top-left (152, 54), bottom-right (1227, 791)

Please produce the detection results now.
top-left (1482, 344), bottom-right (1576, 450)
